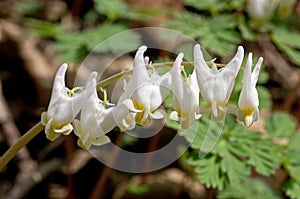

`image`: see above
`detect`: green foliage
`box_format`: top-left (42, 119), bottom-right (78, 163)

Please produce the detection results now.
top-left (256, 86), bottom-right (272, 109)
top-left (237, 16), bottom-right (256, 41)
top-left (179, 115), bottom-right (281, 190)
top-left (15, 0), bottom-right (42, 16)
top-left (183, 0), bottom-right (246, 15)
top-left (265, 112), bottom-right (297, 139)
top-left (218, 177), bottom-right (281, 199)
top-left (23, 18), bottom-right (64, 38)
top-left (261, 112), bottom-right (300, 198)
top-left (284, 179), bottom-right (300, 199)
top-left (127, 183), bottom-right (150, 195)
top-left (93, 0), bottom-right (163, 22)
top-left (54, 23), bottom-right (141, 63)
top-left (177, 111), bottom-right (300, 197)
top-left (167, 12), bottom-right (241, 57)
top-left (271, 27), bottom-right (300, 66)
top-left (94, 0), bottom-right (129, 21)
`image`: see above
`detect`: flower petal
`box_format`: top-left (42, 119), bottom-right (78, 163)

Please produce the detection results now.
top-left (122, 99), bottom-right (141, 112)
top-left (169, 111), bottom-right (180, 121)
top-left (251, 57), bottom-right (263, 86)
top-left (193, 44), bottom-right (214, 103)
top-left (53, 123), bottom-right (73, 135)
top-left (94, 135), bottom-right (111, 146)
top-left (223, 46), bottom-right (244, 77)
top-left (52, 63), bottom-right (68, 95)
top-left (53, 71), bottom-right (97, 125)
top-left (44, 118), bottom-right (61, 141)
top-left (149, 108), bottom-right (166, 119)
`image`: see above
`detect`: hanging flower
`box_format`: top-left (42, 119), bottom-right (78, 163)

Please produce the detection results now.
top-left (73, 86), bottom-right (138, 149)
top-left (41, 63), bottom-right (96, 141)
top-left (193, 44), bottom-right (244, 120)
top-left (118, 45), bottom-right (170, 127)
top-left (247, 0), bottom-right (279, 28)
top-left (238, 53), bottom-right (263, 127)
top-left (169, 52), bottom-right (201, 128)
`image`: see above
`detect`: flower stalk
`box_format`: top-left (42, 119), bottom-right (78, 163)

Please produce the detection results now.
top-left (0, 122), bottom-right (44, 171)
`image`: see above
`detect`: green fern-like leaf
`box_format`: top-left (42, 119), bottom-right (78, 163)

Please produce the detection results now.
top-left (271, 27), bottom-right (300, 66)
top-left (180, 115), bottom-right (281, 190)
top-left (283, 133), bottom-right (300, 181)
top-left (167, 12), bottom-right (241, 57)
top-left (183, 0), bottom-right (246, 15)
top-left (265, 112), bottom-right (297, 139)
top-left (218, 177), bottom-right (281, 199)
top-left (23, 18), bottom-right (64, 38)
top-left (55, 23), bottom-right (141, 63)
top-left (190, 154), bottom-right (229, 190)
top-left (94, 0), bottom-right (128, 21)
top-left (284, 179), bottom-right (300, 199)
top-left (55, 33), bottom-right (88, 63)
top-left (84, 23), bottom-right (141, 53)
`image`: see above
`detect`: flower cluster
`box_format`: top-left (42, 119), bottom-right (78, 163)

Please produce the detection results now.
top-left (41, 44), bottom-right (263, 149)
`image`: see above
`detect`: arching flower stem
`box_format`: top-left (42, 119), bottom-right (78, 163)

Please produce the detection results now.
top-left (96, 61), bottom-right (226, 90)
top-left (0, 122), bottom-right (44, 171)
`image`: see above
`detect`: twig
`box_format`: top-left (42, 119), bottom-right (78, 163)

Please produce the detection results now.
top-left (5, 158), bottom-right (63, 199)
top-left (258, 35), bottom-right (300, 90)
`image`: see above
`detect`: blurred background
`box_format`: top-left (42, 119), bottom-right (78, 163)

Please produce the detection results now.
top-left (0, 0), bottom-right (300, 198)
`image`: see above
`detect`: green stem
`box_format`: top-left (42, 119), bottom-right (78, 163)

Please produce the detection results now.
top-left (96, 61), bottom-right (225, 89)
top-left (0, 122), bottom-right (44, 172)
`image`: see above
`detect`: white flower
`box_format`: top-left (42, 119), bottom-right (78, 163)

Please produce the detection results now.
top-left (41, 63), bottom-right (96, 141)
top-left (193, 44), bottom-right (244, 120)
top-left (118, 45), bottom-right (170, 127)
top-left (238, 53), bottom-right (263, 127)
top-left (247, 0), bottom-right (279, 25)
top-left (169, 53), bottom-right (201, 128)
top-left (73, 85), bottom-right (137, 149)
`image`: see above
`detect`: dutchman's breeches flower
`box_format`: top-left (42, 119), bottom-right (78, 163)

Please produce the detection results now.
top-left (193, 44), bottom-right (244, 120)
top-left (169, 52), bottom-right (201, 128)
top-left (238, 53), bottom-right (263, 127)
top-left (118, 45), bottom-right (170, 127)
top-left (41, 63), bottom-right (97, 141)
top-left (73, 85), bottom-right (137, 149)
top-left (247, 0), bottom-right (279, 27)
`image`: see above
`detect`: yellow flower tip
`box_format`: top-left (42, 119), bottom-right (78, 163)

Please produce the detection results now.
top-left (244, 115), bottom-right (254, 128)
top-left (45, 129), bottom-right (60, 141)
top-left (52, 122), bottom-right (73, 135)
top-left (77, 139), bottom-right (89, 150)
top-left (44, 121), bottom-right (73, 142)
top-left (241, 108), bottom-right (256, 128)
